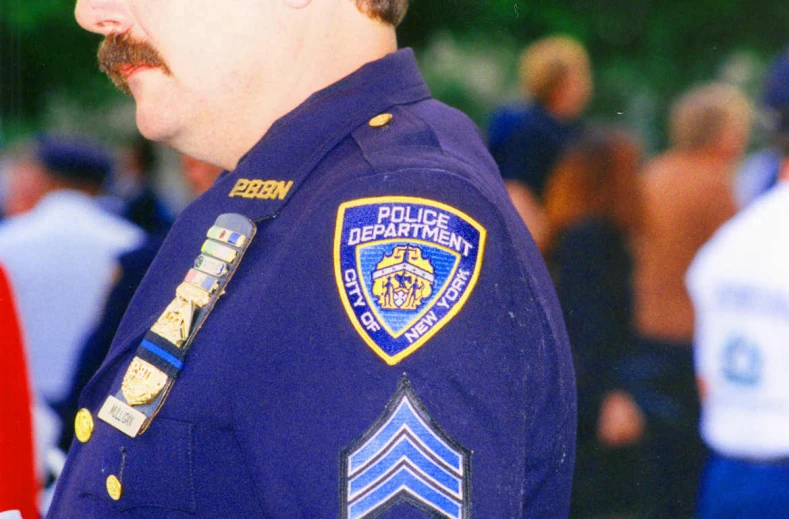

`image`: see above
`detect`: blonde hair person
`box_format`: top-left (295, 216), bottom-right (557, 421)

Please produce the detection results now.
top-left (520, 36), bottom-right (593, 120)
top-left (670, 82), bottom-right (753, 157)
top-left (630, 81), bottom-right (753, 518)
top-left (492, 35), bottom-right (593, 252)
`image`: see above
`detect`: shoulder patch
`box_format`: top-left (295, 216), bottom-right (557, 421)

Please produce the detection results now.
top-left (334, 197), bottom-right (486, 365)
top-left (340, 375), bottom-right (471, 519)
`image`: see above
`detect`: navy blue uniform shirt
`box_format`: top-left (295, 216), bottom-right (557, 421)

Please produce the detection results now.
top-left (48, 49), bottom-right (575, 518)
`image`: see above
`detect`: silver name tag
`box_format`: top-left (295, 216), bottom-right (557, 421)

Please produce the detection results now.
top-left (98, 395), bottom-right (148, 438)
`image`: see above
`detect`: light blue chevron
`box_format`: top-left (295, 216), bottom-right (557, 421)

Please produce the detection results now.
top-left (344, 384), bottom-right (468, 519)
top-left (348, 431), bottom-right (461, 497)
top-left (349, 398), bottom-right (462, 474)
top-left (348, 463), bottom-right (462, 519)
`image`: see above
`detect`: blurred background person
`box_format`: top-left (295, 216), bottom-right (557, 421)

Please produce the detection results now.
top-left (736, 49), bottom-right (789, 208)
top-left (688, 143), bottom-right (789, 519)
top-left (56, 153), bottom-right (222, 451)
top-left (101, 133), bottom-right (173, 238)
top-left (488, 35), bottom-right (592, 251)
top-left (0, 134), bottom-right (145, 462)
top-left (630, 82), bottom-right (752, 518)
top-left (179, 153), bottom-right (225, 198)
top-left (543, 127), bottom-right (645, 519)
top-left (0, 263), bottom-right (38, 519)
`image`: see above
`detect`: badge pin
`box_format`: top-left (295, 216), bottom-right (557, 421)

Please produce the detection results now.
top-left (121, 357), bottom-right (169, 406)
top-left (100, 213), bottom-right (257, 437)
top-left (150, 297), bottom-right (195, 347)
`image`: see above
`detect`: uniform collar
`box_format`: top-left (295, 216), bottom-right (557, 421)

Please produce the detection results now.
top-left (92, 49), bottom-right (432, 374)
top-left (210, 48), bottom-right (431, 222)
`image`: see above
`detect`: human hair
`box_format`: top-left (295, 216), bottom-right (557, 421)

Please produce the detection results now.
top-left (543, 127), bottom-right (643, 252)
top-left (354, 0), bottom-right (409, 27)
top-left (669, 82), bottom-right (752, 151)
top-left (519, 36), bottom-right (590, 105)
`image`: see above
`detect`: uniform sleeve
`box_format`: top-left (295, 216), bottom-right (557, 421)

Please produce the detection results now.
top-left (227, 166), bottom-right (576, 518)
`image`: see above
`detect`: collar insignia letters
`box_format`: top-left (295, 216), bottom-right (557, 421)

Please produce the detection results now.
top-left (228, 178), bottom-right (294, 200)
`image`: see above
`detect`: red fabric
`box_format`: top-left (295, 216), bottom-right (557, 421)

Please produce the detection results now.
top-left (0, 266), bottom-right (38, 518)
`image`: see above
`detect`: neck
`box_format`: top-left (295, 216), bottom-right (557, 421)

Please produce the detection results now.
top-left (211, 9), bottom-right (398, 170)
top-left (545, 102), bottom-right (576, 122)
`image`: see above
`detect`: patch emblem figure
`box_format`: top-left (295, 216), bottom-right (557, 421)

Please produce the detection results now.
top-left (335, 197), bottom-right (486, 365)
top-left (340, 375), bottom-right (471, 519)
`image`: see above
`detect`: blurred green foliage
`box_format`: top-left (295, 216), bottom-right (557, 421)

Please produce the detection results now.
top-left (1, 0), bottom-right (788, 148)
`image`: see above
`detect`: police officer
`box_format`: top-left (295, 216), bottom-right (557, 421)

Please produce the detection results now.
top-left (489, 36), bottom-right (592, 251)
top-left (49, 1), bottom-right (576, 517)
top-left (687, 127), bottom-right (789, 518)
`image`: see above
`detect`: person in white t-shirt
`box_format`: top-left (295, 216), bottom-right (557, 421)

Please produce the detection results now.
top-left (0, 135), bottom-right (145, 453)
top-left (687, 157), bottom-right (789, 518)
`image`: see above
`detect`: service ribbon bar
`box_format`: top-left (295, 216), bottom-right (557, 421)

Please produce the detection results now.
top-left (201, 240), bottom-right (238, 263)
top-left (207, 225), bottom-right (247, 248)
top-left (194, 254), bottom-right (229, 278)
top-left (99, 213), bottom-right (257, 438)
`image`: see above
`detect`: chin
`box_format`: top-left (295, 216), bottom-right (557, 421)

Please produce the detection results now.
top-left (135, 103), bottom-right (180, 147)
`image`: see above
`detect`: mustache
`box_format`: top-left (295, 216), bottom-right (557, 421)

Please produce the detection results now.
top-left (97, 33), bottom-right (171, 95)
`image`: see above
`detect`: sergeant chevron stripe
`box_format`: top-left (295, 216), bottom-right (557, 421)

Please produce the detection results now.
top-left (341, 376), bottom-right (471, 519)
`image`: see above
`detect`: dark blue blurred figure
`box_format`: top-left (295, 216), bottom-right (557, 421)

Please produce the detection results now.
top-left (544, 128), bottom-right (646, 518)
top-left (736, 49), bottom-right (789, 208)
top-left (105, 135), bottom-right (174, 238)
top-left (488, 35), bottom-right (592, 251)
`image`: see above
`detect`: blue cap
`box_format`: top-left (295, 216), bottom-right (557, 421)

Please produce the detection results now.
top-left (35, 134), bottom-right (112, 187)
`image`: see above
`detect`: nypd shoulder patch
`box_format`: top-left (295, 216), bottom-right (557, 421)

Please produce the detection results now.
top-left (340, 376), bottom-right (471, 519)
top-left (334, 197), bottom-right (486, 365)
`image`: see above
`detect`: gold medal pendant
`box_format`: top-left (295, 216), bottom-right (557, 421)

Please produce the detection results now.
top-left (150, 296), bottom-right (195, 347)
top-left (121, 357), bottom-right (169, 406)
